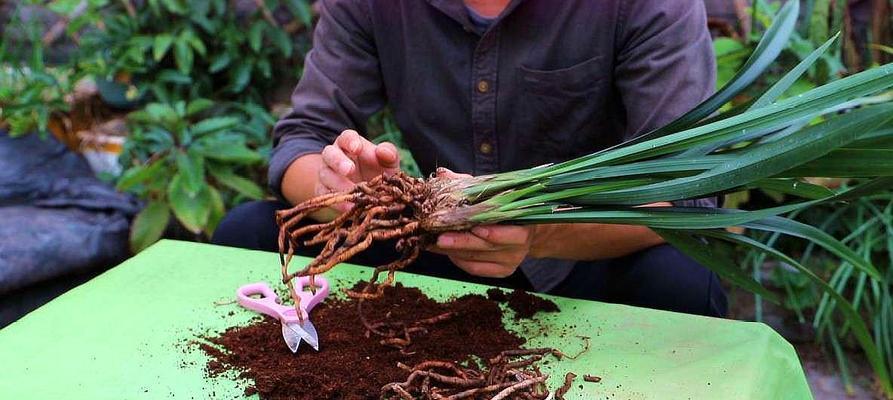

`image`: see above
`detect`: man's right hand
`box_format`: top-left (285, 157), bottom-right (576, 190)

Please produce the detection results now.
top-left (281, 129), bottom-right (401, 219)
top-left (316, 130), bottom-right (400, 210)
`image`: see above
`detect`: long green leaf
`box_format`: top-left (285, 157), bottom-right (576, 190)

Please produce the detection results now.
top-left (489, 178), bottom-right (892, 233)
top-left (559, 105), bottom-right (893, 205)
top-left (749, 178), bottom-right (834, 199)
top-left (751, 33), bottom-right (839, 109)
top-left (742, 216), bottom-right (882, 280)
top-left (546, 147), bottom-right (893, 188)
top-left (848, 126), bottom-right (893, 148)
top-left (782, 149), bottom-right (893, 177)
top-left (823, 177), bottom-right (893, 202)
top-left (629, 1), bottom-right (800, 142)
top-left (656, 229), bottom-right (778, 302)
top-left (448, 117), bottom-right (892, 193)
top-left (678, 10), bottom-right (834, 158)
top-left (467, 63), bottom-right (893, 196)
top-left (544, 156), bottom-right (733, 187)
top-left (493, 178), bottom-right (658, 211)
top-left (678, 116), bottom-right (811, 158)
top-left (487, 202), bottom-right (808, 229)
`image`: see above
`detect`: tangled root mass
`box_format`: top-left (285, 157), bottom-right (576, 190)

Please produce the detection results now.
top-left (276, 171), bottom-right (487, 311)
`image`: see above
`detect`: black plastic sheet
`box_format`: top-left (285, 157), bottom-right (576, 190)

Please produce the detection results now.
top-left (0, 132), bottom-right (139, 324)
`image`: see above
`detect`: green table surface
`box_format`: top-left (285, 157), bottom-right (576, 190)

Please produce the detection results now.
top-left (0, 240), bottom-right (811, 399)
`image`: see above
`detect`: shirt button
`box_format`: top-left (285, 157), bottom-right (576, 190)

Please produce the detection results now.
top-left (476, 79), bottom-right (490, 93)
top-left (479, 141), bottom-right (493, 154)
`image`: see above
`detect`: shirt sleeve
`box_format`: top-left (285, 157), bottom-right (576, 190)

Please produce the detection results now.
top-left (269, 0), bottom-right (386, 200)
top-left (614, 0), bottom-right (718, 208)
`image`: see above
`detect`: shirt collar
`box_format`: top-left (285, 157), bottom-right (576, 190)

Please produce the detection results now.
top-left (426, 0), bottom-right (526, 35)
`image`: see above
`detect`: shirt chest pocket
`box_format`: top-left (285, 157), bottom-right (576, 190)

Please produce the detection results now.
top-left (515, 55), bottom-right (611, 162)
top-left (518, 54), bottom-right (607, 97)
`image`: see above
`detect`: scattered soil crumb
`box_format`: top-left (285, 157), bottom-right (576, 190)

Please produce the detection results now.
top-left (487, 288), bottom-right (560, 319)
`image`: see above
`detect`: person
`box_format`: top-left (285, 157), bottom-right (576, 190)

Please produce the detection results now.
top-left (213, 0), bottom-right (728, 317)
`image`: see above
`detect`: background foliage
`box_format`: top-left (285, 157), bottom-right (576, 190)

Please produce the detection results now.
top-left (0, 5), bottom-right (76, 138)
top-left (1, 0), bottom-right (892, 394)
top-left (1, 0), bottom-right (318, 251)
top-left (713, 1), bottom-right (893, 394)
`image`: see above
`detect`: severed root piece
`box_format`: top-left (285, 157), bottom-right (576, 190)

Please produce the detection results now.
top-left (380, 348), bottom-right (556, 399)
top-left (555, 372), bottom-right (577, 400)
top-left (356, 298), bottom-right (456, 353)
top-left (275, 171), bottom-right (488, 303)
top-left (583, 375), bottom-right (602, 383)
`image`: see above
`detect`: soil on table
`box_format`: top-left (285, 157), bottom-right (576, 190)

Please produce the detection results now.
top-left (201, 283), bottom-right (560, 399)
top-left (487, 288), bottom-right (560, 319)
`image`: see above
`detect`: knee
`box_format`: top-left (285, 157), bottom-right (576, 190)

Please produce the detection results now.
top-left (211, 200), bottom-right (284, 251)
top-left (624, 244), bottom-right (728, 318)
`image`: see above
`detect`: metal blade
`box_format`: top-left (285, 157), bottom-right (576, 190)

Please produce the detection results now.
top-left (286, 321), bottom-right (320, 351)
top-left (281, 323), bottom-right (301, 353)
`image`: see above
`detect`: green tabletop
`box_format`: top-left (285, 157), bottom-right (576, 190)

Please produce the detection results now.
top-left (0, 240), bottom-right (811, 399)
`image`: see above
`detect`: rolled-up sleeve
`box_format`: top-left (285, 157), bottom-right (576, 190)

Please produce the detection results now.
top-left (269, 0), bottom-right (385, 200)
top-left (614, 0), bottom-right (718, 208)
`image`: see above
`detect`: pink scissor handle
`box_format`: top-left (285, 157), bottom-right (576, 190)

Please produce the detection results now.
top-left (293, 275), bottom-right (329, 312)
top-left (236, 282), bottom-right (293, 320)
top-left (235, 277), bottom-right (329, 323)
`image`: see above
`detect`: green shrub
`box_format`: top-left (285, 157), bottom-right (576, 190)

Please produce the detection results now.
top-left (64, 0), bottom-right (315, 249)
top-left (118, 100), bottom-right (273, 251)
top-left (0, 5), bottom-right (76, 138)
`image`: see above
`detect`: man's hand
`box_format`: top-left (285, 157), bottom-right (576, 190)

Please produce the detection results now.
top-left (430, 225), bottom-right (534, 278)
top-left (428, 168), bottom-right (535, 278)
top-left (317, 129), bottom-right (400, 210)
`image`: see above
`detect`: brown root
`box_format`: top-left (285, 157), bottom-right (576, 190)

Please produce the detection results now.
top-left (355, 297), bottom-right (456, 352)
top-left (380, 348), bottom-right (556, 399)
top-left (276, 172), bottom-right (486, 301)
top-left (555, 372), bottom-right (577, 400)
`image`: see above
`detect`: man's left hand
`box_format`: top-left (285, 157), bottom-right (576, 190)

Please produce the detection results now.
top-left (429, 225), bottom-right (534, 278)
top-left (429, 168), bottom-right (534, 278)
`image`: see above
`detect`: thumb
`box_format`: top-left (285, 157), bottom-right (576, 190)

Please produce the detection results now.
top-left (375, 142), bottom-right (400, 170)
top-left (436, 167), bottom-right (472, 180)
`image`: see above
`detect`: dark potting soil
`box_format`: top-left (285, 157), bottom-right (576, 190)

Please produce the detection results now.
top-left (201, 284), bottom-right (560, 399)
top-left (486, 288), bottom-right (560, 319)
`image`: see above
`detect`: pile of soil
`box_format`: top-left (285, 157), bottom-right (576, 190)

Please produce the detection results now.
top-left (201, 284), bottom-right (560, 399)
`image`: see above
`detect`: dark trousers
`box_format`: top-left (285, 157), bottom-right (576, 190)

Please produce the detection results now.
top-left (212, 201), bottom-right (728, 317)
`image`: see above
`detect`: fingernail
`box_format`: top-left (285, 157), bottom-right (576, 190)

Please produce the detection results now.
top-left (438, 235), bottom-right (454, 247)
top-left (472, 227), bottom-right (490, 238)
top-left (348, 140), bottom-right (360, 153)
top-left (339, 160), bottom-right (353, 174)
